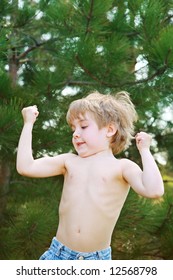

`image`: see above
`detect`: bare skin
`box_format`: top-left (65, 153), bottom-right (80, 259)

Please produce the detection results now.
top-left (16, 105), bottom-right (164, 252)
top-left (56, 151), bottom-right (131, 252)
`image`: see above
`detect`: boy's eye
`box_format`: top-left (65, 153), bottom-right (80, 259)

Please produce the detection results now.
top-left (81, 126), bottom-right (88, 129)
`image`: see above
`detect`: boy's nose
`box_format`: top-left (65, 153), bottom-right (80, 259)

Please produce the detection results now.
top-left (73, 130), bottom-right (80, 138)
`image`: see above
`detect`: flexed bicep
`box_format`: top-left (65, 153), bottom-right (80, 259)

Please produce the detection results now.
top-left (121, 159), bottom-right (146, 197)
top-left (18, 153), bottom-right (70, 178)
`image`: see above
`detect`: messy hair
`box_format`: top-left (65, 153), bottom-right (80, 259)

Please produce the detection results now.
top-left (66, 91), bottom-right (138, 155)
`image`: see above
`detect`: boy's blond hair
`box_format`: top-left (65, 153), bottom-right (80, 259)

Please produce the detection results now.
top-left (66, 91), bottom-right (138, 154)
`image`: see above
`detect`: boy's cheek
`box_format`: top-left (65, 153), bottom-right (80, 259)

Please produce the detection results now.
top-left (72, 141), bottom-right (77, 150)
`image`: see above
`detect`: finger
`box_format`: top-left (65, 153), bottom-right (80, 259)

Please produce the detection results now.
top-left (32, 105), bottom-right (39, 113)
top-left (34, 111), bottom-right (39, 117)
top-left (134, 133), bottom-right (140, 138)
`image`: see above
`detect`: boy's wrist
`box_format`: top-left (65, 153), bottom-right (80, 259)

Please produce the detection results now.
top-left (23, 122), bottom-right (34, 128)
top-left (138, 147), bottom-right (151, 156)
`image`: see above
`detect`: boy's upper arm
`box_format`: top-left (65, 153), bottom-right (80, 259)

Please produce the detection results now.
top-left (121, 159), bottom-right (145, 196)
top-left (20, 153), bottom-right (72, 178)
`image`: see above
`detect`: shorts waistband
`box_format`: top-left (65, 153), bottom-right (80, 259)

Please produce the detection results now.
top-left (50, 237), bottom-right (111, 260)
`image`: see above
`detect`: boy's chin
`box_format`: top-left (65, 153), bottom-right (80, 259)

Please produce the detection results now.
top-left (77, 150), bottom-right (98, 158)
top-left (77, 152), bottom-right (91, 158)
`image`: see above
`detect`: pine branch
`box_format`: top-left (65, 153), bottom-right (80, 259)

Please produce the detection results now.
top-left (163, 14), bottom-right (173, 24)
top-left (17, 37), bottom-right (59, 60)
top-left (68, 80), bottom-right (97, 86)
top-left (120, 66), bottom-right (167, 87)
top-left (85, 0), bottom-right (94, 35)
top-left (73, 55), bottom-right (168, 88)
top-left (129, 46), bottom-right (171, 85)
top-left (18, 45), bottom-right (42, 60)
top-left (156, 203), bottom-right (173, 233)
top-left (75, 54), bottom-right (109, 85)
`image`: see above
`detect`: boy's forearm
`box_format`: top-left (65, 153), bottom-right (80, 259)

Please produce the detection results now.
top-left (16, 123), bottom-right (34, 175)
top-left (140, 149), bottom-right (164, 197)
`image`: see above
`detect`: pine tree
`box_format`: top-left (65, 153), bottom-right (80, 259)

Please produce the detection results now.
top-left (0, 0), bottom-right (173, 259)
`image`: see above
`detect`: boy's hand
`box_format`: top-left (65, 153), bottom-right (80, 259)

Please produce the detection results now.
top-left (135, 132), bottom-right (152, 151)
top-left (22, 105), bottom-right (39, 124)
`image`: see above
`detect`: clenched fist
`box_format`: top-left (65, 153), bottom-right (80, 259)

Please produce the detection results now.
top-left (22, 105), bottom-right (39, 124)
top-left (135, 131), bottom-right (152, 151)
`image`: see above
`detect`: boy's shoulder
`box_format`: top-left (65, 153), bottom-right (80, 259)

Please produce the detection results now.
top-left (58, 152), bottom-right (77, 159)
top-left (118, 157), bottom-right (137, 168)
top-left (52, 152), bottom-right (77, 165)
top-left (60, 152), bottom-right (78, 162)
top-left (119, 158), bottom-right (141, 176)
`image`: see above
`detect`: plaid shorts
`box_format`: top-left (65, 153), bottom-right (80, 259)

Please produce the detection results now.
top-left (39, 237), bottom-right (112, 260)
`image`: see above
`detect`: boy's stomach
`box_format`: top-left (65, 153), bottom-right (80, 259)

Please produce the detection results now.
top-left (56, 211), bottom-right (116, 252)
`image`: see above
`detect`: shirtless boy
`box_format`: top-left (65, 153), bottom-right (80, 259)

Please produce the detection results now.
top-left (16, 91), bottom-right (164, 260)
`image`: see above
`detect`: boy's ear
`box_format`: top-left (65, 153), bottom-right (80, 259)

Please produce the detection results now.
top-left (106, 123), bottom-right (117, 138)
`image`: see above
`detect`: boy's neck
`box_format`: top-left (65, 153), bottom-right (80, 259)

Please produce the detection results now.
top-left (78, 148), bottom-right (114, 159)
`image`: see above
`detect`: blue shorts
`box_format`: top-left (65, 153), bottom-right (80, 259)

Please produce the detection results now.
top-left (39, 237), bottom-right (112, 260)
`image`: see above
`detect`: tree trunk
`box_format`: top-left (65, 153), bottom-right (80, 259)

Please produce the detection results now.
top-left (9, 47), bottom-right (18, 86)
top-left (0, 162), bottom-right (10, 220)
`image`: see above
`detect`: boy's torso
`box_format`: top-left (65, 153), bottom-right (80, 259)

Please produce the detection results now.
top-left (56, 152), bottom-right (130, 252)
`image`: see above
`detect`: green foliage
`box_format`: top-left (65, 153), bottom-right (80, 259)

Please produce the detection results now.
top-left (139, 0), bottom-right (166, 40)
top-left (0, 177), bottom-right (62, 259)
top-left (112, 184), bottom-right (173, 259)
top-left (150, 26), bottom-right (173, 68)
top-left (6, 200), bottom-right (55, 259)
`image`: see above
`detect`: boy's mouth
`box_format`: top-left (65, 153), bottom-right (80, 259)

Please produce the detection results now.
top-left (76, 141), bottom-right (85, 147)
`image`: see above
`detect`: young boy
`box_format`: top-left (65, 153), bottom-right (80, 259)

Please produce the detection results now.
top-left (16, 91), bottom-right (164, 260)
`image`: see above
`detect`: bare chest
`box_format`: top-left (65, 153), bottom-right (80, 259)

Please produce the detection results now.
top-left (65, 158), bottom-right (120, 190)
top-left (60, 158), bottom-right (129, 216)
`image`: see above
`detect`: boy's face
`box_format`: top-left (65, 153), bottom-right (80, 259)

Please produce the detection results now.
top-left (71, 112), bottom-right (110, 158)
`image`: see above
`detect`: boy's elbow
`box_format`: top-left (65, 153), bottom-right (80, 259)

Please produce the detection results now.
top-left (156, 188), bottom-right (164, 198)
top-left (152, 191), bottom-right (164, 199)
top-left (17, 166), bottom-right (26, 176)
top-left (150, 185), bottom-right (164, 198)
top-left (16, 165), bottom-right (29, 177)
